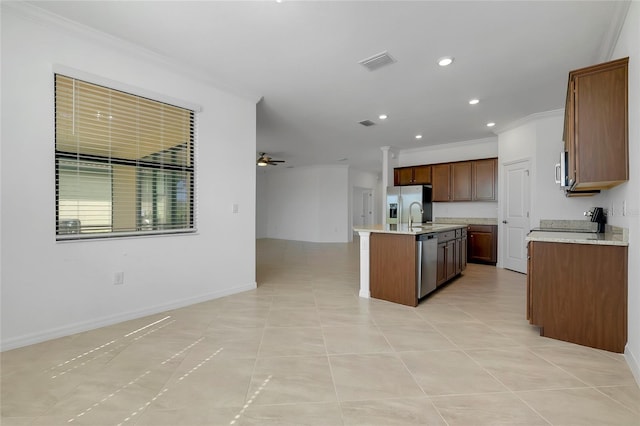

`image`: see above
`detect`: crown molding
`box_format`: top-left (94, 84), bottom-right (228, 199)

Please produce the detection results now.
top-left (400, 136), bottom-right (498, 156)
top-left (2, 1), bottom-right (262, 103)
top-left (597, 0), bottom-right (631, 62)
top-left (494, 109), bottom-right (564, 134)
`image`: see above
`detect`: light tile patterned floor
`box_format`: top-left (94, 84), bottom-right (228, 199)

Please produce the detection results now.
top-left (2, 238), bottom-right (639, 425)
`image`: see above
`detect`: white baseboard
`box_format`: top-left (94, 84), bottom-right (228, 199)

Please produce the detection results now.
top-left (0, 282), bottom-right (257, 352)
top-left (625, 345), bottom-right (640, 387)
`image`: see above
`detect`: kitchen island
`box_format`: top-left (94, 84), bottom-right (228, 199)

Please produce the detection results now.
top-left (354, 223), bottom-right (467, 307)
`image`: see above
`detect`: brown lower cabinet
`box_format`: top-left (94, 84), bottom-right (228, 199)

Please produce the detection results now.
top-left (436, 228), bottom-right (466, 286)
top-left (467, 224), bottom-right (497, 264)
top-left (527, 241), bottom-right (627, 353)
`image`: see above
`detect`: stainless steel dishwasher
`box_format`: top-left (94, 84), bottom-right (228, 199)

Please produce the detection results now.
top-left (417, 233), bottom-right (438, 299)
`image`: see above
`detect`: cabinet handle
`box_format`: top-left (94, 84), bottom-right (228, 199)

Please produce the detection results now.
top-left (502, 220), bottom-right (508, 224)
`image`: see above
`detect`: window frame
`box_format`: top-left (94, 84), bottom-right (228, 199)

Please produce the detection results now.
top-left (54, 73), bottom-right (197, 241)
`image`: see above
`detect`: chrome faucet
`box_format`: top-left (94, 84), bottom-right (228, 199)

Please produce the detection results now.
top-left (408, 201), bottom-right (424, 229)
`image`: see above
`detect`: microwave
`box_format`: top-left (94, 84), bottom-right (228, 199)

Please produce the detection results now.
top-left (555, 151), bottom-right (570, 188)
top-left (555, 151), bottom-right (600, 196)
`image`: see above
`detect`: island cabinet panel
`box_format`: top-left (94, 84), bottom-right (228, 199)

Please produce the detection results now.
top-left (527, 241), bottom-right (627, 353)
top-left (370, 233), bottom-right (418, 307)
top-left (457, 228), bottom-right (467, 273)
top-left (436, 230), bottom-right (464, 286)
top-left (432, 164), bottom-right (451, 201)
top-left (451, 162), bottom-right (472, 201)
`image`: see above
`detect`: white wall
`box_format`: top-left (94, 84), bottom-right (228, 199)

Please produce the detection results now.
top-left (256, 168), bottom-right (269, 239)
top-left (606, 1), bottom-right (640, 383)
top-left (398, 138), bottom-right (499, 220)
top-left (257, 165), bottom-right (350, 243)
top-left (498, 112), bottom-right (607, 232)
top-left (0, 6), bottom-right (258, 350)
top-left (349, 168), bottom-right (381, 235)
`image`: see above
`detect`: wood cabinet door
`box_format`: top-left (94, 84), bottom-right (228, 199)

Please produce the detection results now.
top-left (526, 242), bottom-right (533, 322)
top-left (528, 241), bottom-right (627, 353)
top-left (459, 236), bottom-right (467, 271)
top-left (469, 232), bottom-right (493, 262)
top-left (451, 162), bottom-right (472, 201)
top-left (412, 165), bottom-right (432, 185)
top-left (393, 169), bottom-right (401, 186)
top-left (572, 58), bottom-right (628, 189)
top-left (398, 167), bottom-right (414, 185)
top-left (472, 159), bottom-right (497, 201)
top-left (445, 240), bottom-right (456, 279)
top-left (432, 164), bottom-right (451, 201)
top-left (436, 242), bottom-right (447, 285)
top-left (468, 224), bottom-right (497, 264)
top-left (454, 238), bottom-right (462, 274)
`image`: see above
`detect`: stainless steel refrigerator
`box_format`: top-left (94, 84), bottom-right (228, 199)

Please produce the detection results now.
top-left (386, 185), bottom-right (433, 225)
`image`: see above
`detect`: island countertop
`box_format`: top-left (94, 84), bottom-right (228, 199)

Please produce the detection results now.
top-left (353, 223), bottom-right (466, 235)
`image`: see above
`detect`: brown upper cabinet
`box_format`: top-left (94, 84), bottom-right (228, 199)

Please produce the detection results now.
top-left (394, 165), bottom-right (432, 186)
top-left (431, 164), bottom-right (451, 201)
top-left (451, 162), bottom-right (472, 201)
top-left (564, 57), bottom-right (628, 192)
top-left (405, 158), bottom-right (497, 202)
top-left (472, 158), bottom-right (497, 201)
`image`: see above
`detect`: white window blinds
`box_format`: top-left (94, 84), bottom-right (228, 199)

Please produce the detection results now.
top-left (55, 74), bottom-right (196, 240)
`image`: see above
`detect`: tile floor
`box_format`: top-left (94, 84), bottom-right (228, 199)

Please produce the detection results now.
top-left (2, 238), bottom-right (639, 425)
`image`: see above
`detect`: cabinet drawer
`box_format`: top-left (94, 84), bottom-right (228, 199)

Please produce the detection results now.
top-left (467, 224), bottom-right (494, 233)
top-left (438, 231), bottom-right (455, 242)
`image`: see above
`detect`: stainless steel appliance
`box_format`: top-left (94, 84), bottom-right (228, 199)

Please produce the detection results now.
top-left (386, 185), bottom-right (433, 225)
top-left (555, 151), bottom-right (600, 196)
top-left (417, 233), bottom-right (438, 298)
top-left (555, 151), bottom-right (569, 188)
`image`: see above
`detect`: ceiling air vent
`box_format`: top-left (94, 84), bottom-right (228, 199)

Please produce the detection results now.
top-left (359, 51), bottom-right (396, 72)
top-left (359, 120), bottom-right (376, 127)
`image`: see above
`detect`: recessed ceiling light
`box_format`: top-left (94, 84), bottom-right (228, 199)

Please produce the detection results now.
top-left (469, 99), bottom-right (480, 105)
top-left (379, 114), bottom-right (388, 120)
top-left (438, 56), bottom-right (454, 67)
top-left (415, 134), bottom-right (423, 140)
top-left (486, 122), bottom-right (496, 127)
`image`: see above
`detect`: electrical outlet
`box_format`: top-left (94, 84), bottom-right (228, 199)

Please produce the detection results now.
top-left (232, 203), bottom-right (239, 214)
top-left (114, 272), bottom-right (124, 285)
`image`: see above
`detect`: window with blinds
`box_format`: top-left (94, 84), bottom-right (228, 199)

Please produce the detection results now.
top-left (55, 74), bottom-right (196, 240)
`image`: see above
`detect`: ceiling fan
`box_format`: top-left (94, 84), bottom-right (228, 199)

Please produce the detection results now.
top-left (256, 152), bottom-right (285, 167)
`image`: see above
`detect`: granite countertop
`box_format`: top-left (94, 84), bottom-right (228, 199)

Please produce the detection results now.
top-left (353, 223), bottom-right (466, 236)
top-left (525, 230), bottom-right (628, 246)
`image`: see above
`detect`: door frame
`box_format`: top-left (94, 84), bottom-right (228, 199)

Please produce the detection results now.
top-left (500, 158), bottom-right (531, 273)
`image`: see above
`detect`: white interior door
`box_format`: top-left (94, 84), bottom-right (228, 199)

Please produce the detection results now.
top-left (503, 160), bottom-right (530, 273)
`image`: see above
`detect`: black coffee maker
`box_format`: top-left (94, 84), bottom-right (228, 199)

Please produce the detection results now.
top-left (584, 207), bottom-right (606, 233)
